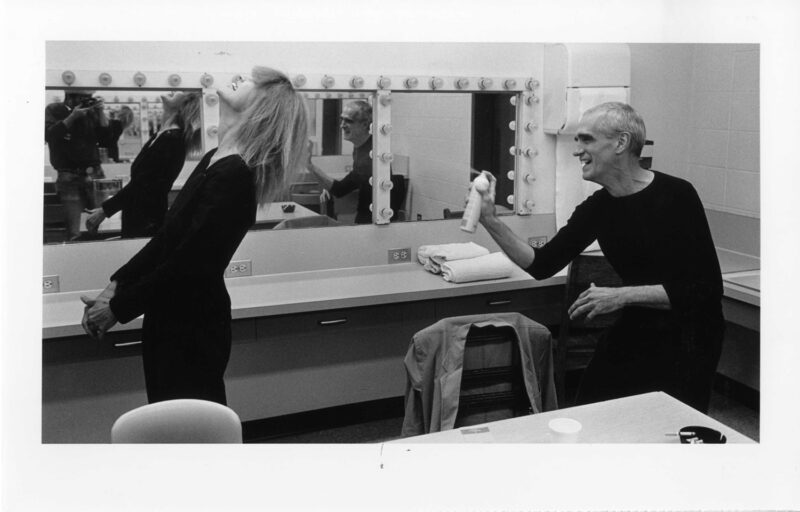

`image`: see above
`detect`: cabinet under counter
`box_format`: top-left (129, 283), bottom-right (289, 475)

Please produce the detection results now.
top-left (42, 263), bottom-right (565, 443)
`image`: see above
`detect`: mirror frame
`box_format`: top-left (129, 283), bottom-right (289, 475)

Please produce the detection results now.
top-left (45, 69), bottom-right (541, 227)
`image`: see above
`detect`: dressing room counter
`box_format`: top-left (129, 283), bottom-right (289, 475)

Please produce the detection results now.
top-left (718, 248), bottom-right (760, 308)
top-left (42, 263), bottom-right (564, 340)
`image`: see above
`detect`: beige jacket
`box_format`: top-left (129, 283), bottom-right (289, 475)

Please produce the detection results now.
top-left (401, 312), bottom-right (558, 437)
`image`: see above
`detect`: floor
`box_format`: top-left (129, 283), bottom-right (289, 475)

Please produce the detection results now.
top-left (255, 384), bottom-right (760, 444)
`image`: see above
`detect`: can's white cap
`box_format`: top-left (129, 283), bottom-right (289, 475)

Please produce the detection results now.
top-left (473, 173), bottom-right (490, 193)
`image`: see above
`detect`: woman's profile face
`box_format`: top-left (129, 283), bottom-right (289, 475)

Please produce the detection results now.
top-left (218, 74), bottom-right (255, 112)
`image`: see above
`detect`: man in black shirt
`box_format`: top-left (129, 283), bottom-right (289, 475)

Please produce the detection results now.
top-left (476, 102), bottom-right (724, 412)
top-left (306, 100), bottom-right (376, 224)
top-left (45, 90), bottom-right (109, 240)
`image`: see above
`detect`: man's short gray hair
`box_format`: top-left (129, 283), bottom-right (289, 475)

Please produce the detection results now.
top-left (583, 102), bottom-right (647, 157)
top-left (349, 100), bottom-right (372, 123)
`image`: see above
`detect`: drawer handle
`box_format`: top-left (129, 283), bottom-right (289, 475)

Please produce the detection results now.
top-left (487, 300), bottom-right (512, 306)
top-left (114, 341), bottom-right (142, 348)
top-left (318, 318), bottom-right (348, 326)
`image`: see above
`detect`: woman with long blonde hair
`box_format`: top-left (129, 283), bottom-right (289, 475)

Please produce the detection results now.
top-left (87, 91), bottom-right (203, 238)
top-left (81, 67), bottom-right (309, 404)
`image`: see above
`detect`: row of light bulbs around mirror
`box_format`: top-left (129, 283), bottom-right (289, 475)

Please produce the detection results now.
top-left (59, 70), bottom-right (540, 93)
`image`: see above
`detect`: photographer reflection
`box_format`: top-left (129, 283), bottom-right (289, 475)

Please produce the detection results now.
top-left (45, 90), bottom-right (109, 240)
top-left (86, 92), bottom-right (201, 238)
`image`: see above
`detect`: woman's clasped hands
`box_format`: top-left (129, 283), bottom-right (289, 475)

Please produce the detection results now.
top-left (81, 281), bottom-right (118, 339)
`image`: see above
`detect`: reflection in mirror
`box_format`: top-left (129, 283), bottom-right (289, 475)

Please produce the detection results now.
top-left (296, 95), bottom-right (377, 227)
top-left (389, 92), bottom-right (516, 223)
top-left (44, 88), bottom-right (203, 244)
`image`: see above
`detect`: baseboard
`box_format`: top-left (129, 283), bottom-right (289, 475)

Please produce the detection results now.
top-left (242, 396), bottom-right (405, 443)
top-left (714, 372), bottom-right (760, 411)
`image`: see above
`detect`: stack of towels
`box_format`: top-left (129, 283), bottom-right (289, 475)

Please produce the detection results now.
top-left (417, 242), bottom-right (516, 283)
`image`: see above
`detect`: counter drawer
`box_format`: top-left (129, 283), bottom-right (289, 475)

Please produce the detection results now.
top-left (434, 286), bottom-right (563, 326)
top-left (253, 303), bottom-right (403, 341)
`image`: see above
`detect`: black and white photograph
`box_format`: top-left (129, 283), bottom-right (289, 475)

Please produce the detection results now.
top-left (2, 1), bottom-right (799, 511)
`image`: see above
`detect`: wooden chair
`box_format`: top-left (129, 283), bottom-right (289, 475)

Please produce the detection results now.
top-left (454, 324), bottom-right (532, 428)
top-left (555, 252), bottom-right (623, 406)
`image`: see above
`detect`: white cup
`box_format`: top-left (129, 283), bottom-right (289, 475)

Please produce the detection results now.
top-left (548, 417), bottom-right (582, 443)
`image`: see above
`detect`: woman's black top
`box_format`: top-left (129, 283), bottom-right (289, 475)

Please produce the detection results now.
top-left (109, 149), bottom-right (257, 324)
top-left (101, 129), bottom-right (186, 238)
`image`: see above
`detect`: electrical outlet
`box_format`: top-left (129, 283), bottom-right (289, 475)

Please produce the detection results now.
top-left (43, 275), bottom-right (60, 294)
top-left (528, 236), bottom-right (548, 248)
top-left (225, 260), bottom-right (252, 278)
top-left (388, 248), bottom-right (411, 264)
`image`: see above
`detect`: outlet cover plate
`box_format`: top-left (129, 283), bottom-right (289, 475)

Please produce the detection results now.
top-left (43, 275), bottom-right (60, 294)
top-left (388, 248), bottom-right (411, 264)
top-left (225, 260), bottom-right (252, 278)
top-left (528, 236), bottom-right (548, 248)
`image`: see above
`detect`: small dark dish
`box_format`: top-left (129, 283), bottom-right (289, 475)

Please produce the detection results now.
top-left (678, 426), bottom-right (727, 444)
top-left (281, 204), bottom-right (295, 213)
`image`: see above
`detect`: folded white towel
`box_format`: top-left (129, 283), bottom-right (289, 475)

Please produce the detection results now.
top-left (417, 242), bottom-right (490, 274)
top-left (440, 252), bottom-right (516, 283)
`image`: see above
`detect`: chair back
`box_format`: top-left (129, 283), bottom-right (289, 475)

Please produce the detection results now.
top-left (442, 208), bottom-right (464, 219)
top-left (389, 175), bottom-right (408, 221)
top-left (92, 178), bottom-right (123, 207)
top-left (111, 399), bottom-right (242, 443)
top-left (555, 252), bottom-right (623, 404)
top-left (454, 324), bottom-right (531, 428)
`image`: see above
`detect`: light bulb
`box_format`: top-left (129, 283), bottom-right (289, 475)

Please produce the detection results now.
top-left (293, 75), bottom-right (307, 87)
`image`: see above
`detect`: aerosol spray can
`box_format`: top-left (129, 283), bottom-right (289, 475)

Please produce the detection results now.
top-left (460, 173), bottom-right (490, 233)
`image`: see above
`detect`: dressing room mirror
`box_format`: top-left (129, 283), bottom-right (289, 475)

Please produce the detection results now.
top-left (43, 87), bottom-right (522, 241)
top-left (43, 87), bottom-right (203, 244)
top-left (388, 92), bottom-right (516, 224)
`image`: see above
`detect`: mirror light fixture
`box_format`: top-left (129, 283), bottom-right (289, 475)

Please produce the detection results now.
top-left (293, 74), bottom-right (307, 87)
top-left (133, 72), bottom-right (147, 87)
top-left (200, 73), bottom-right (214, 87)
top-left (61, 71), bottom-right (76, 86)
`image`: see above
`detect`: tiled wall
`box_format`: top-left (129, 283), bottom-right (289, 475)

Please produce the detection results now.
top-left (631, 44), bottom-right (760, 258)
top-left (391, 93), bottom-right (473, 220)
top-left (688, 44), bottom-right (760, 217)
